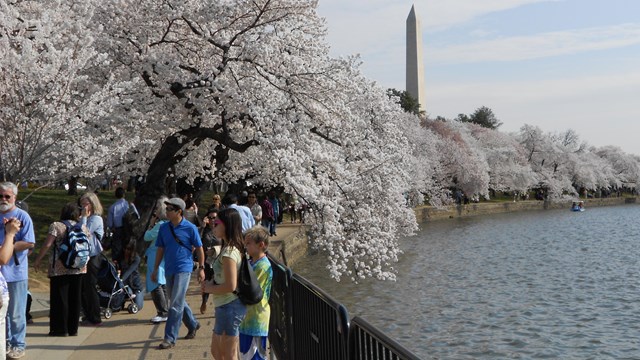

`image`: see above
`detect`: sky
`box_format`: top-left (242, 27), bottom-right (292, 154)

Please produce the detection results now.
top-left (316, 0), bottom-right (640, 155)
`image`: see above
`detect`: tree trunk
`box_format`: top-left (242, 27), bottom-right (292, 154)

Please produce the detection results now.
top-left (67, 177), bottom-right (78, 196)
top-left (132, 136), bottom-right (186, 253)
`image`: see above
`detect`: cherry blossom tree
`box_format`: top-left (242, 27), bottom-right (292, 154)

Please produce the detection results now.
top-left (468, 124), bottom-right (535, 195)
top-left (595, 146), bottom-right (640, 191)
top-left (518, 125), bottom-right (581, 199)
top-left (85, 0), bottom-right (421, 280)
top-left (0, 0), bottom-right (103, 184)
top-left (423, 119), bottom-right (490, 201)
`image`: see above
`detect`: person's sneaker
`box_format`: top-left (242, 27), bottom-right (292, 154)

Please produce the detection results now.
top-left (7, 347), bottom-right (25, 359)
top-left (185, 322), bottom-right (201, 339)
top-left (158, 340), bottom-right (174, 349)
top-left (150, 315), bottom-right (168, 323)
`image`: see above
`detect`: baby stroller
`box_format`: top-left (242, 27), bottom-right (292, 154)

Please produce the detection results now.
top-left (95, 254), bottom-right (139, 319)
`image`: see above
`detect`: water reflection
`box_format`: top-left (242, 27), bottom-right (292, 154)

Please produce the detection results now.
top-left (293, 205), bottom-right (640, 359)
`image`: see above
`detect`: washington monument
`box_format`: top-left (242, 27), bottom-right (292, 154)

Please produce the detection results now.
top-left (406, 5), bottom-right (426, 112)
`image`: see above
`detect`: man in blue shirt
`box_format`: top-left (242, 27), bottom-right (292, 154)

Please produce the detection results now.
top-left (151, 197), bottom-right (205, 349)
top-left (0, 182), bottom-right (35, 360)
top-left (222, 194), bottom-right (255, 232)
top-left (107, 187), bottom-right (138, 262)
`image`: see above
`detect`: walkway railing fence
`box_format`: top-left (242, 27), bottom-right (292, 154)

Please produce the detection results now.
top-left (267, 254), bottom-right (421, 360)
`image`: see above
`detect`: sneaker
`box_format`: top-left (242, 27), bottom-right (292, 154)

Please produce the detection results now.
top-left (150, 315), bottom-right (168, 323)
top-left (184, 322), bottom-right (200, 339)
top-left (7, 347), bottom-right (25, 359)
top-left (158, 340), bottom-right (175, 349)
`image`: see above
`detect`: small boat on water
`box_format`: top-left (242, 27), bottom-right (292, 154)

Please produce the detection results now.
top-left (571, 201), bottom-right (585, 212)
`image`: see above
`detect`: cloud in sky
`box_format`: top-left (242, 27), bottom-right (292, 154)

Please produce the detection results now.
top-left (429, 24), bottom-right (640, 64)
top-left (317, 0), bottom-right (640, 154)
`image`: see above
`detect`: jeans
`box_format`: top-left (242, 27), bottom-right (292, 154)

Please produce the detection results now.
top-left (0, 293), bottom-right (9, 358)
top-left (164, 272), bottom-right (198, 343)
top-left (6, 280), bottom-right (27, 350)
top-left (269, 220), bottom-right (277, 236)
top-left (214, 298), bottom-right (246, 336)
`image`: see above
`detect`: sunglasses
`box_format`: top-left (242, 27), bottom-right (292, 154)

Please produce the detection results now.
top-left (166, 206), bottom-right (178, 212)
top-left (0, 195), bottom-right (12, 200)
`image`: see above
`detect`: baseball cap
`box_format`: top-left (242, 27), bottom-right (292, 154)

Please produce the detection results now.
top-left (164, 198), bottom-right (186, 211)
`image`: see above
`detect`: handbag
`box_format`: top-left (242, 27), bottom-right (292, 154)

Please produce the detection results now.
top-left (234, 251), bottom-right (263, 305)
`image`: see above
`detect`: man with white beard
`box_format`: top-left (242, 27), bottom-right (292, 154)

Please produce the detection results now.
top-left (0, 182), bottom-right (35, 359)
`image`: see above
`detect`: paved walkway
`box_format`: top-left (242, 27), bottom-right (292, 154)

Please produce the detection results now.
top-left (25, 224), bottom-right (303, 360)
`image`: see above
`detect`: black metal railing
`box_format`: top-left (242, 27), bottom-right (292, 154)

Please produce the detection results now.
top-left (350, 316), bottom-right (421, 360)
top-left (268, 258), bottom-right (294, 360)
top-left (267, 254), bottom-right (421, 360)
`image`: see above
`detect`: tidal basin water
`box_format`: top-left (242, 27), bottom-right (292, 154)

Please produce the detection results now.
top-left (293, 204), bottom-right (640, 359)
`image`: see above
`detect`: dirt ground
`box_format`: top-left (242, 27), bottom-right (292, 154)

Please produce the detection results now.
top-left (29, 271), bottom-right (50, 293)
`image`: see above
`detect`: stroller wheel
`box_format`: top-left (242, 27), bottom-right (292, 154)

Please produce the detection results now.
top-left (128, 304), bottom-right (139, 314)
top-left (104, 308), bottom-right (112, 319)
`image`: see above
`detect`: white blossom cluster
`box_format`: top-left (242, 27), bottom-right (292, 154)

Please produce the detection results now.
top-left (2, 0), bottom-right (640, 281)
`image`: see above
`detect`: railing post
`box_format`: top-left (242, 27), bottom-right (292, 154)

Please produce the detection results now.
top-left (267, 254), bottom-right (294, 359)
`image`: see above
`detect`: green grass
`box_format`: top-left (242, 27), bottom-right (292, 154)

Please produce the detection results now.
top-left (19, 188), bottom-right (131, 245)
top-left (18, 188), bottom-right (134, 285)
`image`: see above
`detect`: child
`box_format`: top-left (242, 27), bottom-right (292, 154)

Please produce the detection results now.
top-left (239, 226), bottom-right (273, 360)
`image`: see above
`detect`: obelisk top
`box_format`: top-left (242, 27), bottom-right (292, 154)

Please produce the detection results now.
top-left (406, 4), bottom-right (426, 112)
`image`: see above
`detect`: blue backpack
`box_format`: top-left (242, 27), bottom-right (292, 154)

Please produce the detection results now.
top-left (58, 221), bottom-right (91, 269)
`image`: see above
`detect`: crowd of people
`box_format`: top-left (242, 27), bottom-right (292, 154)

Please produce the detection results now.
top-left (0, 181), bottom-right (285, 359)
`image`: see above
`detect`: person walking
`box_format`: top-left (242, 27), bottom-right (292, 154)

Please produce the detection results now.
top-left (144, 197), bottom-right (170, 324)
top-left (0, 182), bottom-right (35, 359)
top-left (201, 208), bottom-right (247, 360)
top-left (268, 191), bottom-right (280, 236)
top-left (151, 197), bottom-right (205, 349)
top-left (78, 192), bottom-right (105, 326)
top-left (259, 195), bottom-right (274, 232)
top-left (33, 203), bottom-right (87, 337)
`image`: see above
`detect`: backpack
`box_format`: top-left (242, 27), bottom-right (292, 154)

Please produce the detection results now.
top-left (58, 220), bottom-right (91, 269)
top-left (235, 252), bottom-right (263, 305)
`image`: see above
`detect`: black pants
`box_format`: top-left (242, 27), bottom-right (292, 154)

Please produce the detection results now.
top-left (50, 275), bottom-right (82, 336)
top-left (151, 284), bottom-right (169, 316)
top-left (111, 227), bottom-right (125, 262)
top-left (81, 255), bottom-right (102, 324)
